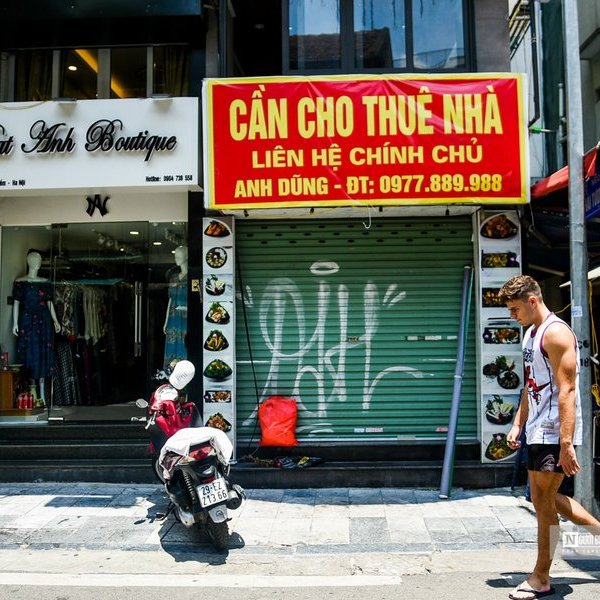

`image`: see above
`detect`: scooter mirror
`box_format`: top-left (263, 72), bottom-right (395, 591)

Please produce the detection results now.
top-left (135, 398), bottom-right (149, 408)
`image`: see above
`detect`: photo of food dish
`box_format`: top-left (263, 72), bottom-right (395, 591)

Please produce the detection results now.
top-left (481, 251), bottom-right (520, 268)
top-left (204, 330), bottom-right (229, 352)
top-left (205, 412), bottom-right (232, 432)
top-left (482, 288), bottom-right (504, 308)
top-left (203, 359), bottom-right (233, 381)
top-left (482, 327), bottom-right (520, 344)
top-left (205, 274), bottom-right (226, 296)
top-left (482, 356), bottom-right (521, 390)
top-left (484, 433), bottom-right (517, 461)
top-left (204, 220), bottom-right (231, 237)
top-left (485, 395), bottom-right (516, 425)
top-left (204, 390), bottom-right (232, 403)
top-left (206, 247), bottom-right (227, 269)
top-left (480, 213), bottom-right (519, 239)
top-left (206, 302), bottom-right (230, 324)
top-left (498, 370), bottom-right (520, 389)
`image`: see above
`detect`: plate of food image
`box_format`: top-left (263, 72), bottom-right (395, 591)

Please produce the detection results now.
top-left (204, 390), bottom-right (232, 403)
top-left (484, 433), bottom-right (517, 461)
top-left (482, 327), bottom-right (520, 344)
top-left (204, 220), bottom-right (231, 237)
top-left (205, 302), bottom-right (230, 324)
top-left (482, 356), bottom-right (521, 390)
top-left (203, 359), bottom-right (232, 381)
top-left (480, 213), bottom-right (519, 240)
top-left (206, 247), bottom-right (227, 269)
top-left (203, 330), bottom-right (229, 352)
top-left (205, 274), bottom-right (226, 296)
top-left (205, 412), bottom-right (232, 432)
top-left (481, 251), bottom-right (520, 268)
top-left (497, 369), bottom-right (520, 390)
top-left (482, 288), bottom-right (504, 307)
top-left (485, 396), bottom-right (516, 425)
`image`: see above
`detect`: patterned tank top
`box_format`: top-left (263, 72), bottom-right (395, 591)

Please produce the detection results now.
top-left (522, 313), bottom-right (582, 445)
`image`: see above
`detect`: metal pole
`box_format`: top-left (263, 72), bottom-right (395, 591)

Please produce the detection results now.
top-left (562, 0), bottom-right (593, 512)
top-left (439, 265), bottom-right (473, 499)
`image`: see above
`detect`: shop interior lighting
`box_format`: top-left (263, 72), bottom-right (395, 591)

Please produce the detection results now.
top-left (74, 49), bottom-right (126, 98)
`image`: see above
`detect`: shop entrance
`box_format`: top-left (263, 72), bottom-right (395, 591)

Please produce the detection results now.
top-left (1, 221), bottom-right (187, 422)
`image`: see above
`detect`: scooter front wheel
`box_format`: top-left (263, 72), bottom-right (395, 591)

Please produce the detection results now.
top-left (206, 518), bottom-right (229, 550)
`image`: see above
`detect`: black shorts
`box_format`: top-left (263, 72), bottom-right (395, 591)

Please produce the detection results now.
top-left (526, 444), bottom-right (563, 473)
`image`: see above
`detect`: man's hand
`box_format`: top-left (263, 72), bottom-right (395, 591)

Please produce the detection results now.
top-left (507, 424), bottom-right (522, 450)
top-left (558, 442), bottom-right (580, 477)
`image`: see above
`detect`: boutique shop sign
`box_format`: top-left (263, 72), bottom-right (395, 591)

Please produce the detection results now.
top-left (203, 74), bottom-right (529, 210)
top-left (0, 97), bottom-right (199, 192)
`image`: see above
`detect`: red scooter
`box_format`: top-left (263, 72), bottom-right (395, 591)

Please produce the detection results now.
top-left (135, 361), bottom-right (200, 481)
top-left (134, 360), bottom-right (244, 550)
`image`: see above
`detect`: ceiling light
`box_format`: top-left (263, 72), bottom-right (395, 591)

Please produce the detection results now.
top-left (129, 231), bottom-right (139, 235)
top-left (68, 65), bottom-right (77, 71)
top-left (153, 241), bottom-right (162, 246)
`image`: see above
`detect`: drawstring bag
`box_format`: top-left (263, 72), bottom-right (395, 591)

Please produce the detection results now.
top-left (258, 396), bottom-right (298, 446)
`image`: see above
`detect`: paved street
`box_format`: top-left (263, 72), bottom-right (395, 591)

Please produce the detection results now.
top-left (0, 482), bottom-right (598, 598)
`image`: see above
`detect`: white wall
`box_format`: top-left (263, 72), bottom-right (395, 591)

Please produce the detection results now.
top-left (0, 190), bottom-right (187, 226)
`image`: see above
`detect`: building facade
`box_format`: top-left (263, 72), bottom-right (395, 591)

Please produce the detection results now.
top-left (0, 1), bottom-right (527, 482)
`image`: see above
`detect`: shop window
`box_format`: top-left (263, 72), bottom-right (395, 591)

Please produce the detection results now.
top-left (411, 0), bottom-right (465, 69)
top-left (289, 0), bottom-right (341, 71)
top-left (153, 46), bottom-right (190, 96)
top-left (60, 49), bottom-right (99, 99)
top-left (354, 0), bottom-right (406, 69)
top-left (14, 50), bottom-right (54, 101)
top-left (8, 46), bottom-right (192, 101)
top-left (285, 0), bottom-right (469, 73)
top-left (110, 47), bottom-right (147, 99)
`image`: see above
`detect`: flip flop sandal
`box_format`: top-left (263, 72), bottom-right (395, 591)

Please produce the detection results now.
top-left (509, 584), bottom-right (555, 599)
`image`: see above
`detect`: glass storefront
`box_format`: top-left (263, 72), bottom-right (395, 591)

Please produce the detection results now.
top-left (0, 220), bottom-right (187, 422)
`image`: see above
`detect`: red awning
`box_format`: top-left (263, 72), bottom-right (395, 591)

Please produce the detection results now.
top-left (531, 146), bottom-right (598, 199)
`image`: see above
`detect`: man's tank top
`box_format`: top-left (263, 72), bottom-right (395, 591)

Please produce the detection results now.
top-left (522, 313), bottom-right (582, 445)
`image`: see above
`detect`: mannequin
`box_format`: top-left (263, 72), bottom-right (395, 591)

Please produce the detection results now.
top-left (163, 245), bottom-right (188, 370)
top-left (12, 251), bottom-right (60, 405)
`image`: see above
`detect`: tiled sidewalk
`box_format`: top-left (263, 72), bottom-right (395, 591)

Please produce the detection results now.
top-left (0, 483), bottom-right (538, 554)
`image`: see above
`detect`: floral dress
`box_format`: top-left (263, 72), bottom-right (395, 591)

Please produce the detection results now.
top-left (13, 280), bottom-right (56, 379)
top-left (163, 274), bottom-right (187, 370)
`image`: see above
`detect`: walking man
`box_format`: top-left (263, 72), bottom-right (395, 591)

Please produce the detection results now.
top-left (499, 275), bottom-right (600, 600)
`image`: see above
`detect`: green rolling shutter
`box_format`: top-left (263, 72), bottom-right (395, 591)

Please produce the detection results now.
top-left (235, 217), bottom-right (477, 443)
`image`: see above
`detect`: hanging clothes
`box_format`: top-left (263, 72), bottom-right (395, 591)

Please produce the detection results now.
top-left (163, 273), bottom-right (187, 370)
top-left (53, 337), bottom-right (81, 406)
top-left (12, 280), bottom-right (56, 380)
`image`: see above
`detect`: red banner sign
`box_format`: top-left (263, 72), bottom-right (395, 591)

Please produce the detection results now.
top-left (203, 74), bottom-right (528, 209)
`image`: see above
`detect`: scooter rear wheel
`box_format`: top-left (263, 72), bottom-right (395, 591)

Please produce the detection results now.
top-left (206, 518), bottom-right (229, 550)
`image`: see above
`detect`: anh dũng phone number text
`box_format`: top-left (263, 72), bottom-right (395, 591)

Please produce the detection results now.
top-left (374, 173), bottom-right (503, 194)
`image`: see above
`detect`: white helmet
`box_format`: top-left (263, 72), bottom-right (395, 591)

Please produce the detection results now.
top-left (168, 360), bottom-right (195, 390)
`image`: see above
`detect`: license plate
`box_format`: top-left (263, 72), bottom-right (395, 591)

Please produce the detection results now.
top-left (197, 478), bottom-right (228, 508)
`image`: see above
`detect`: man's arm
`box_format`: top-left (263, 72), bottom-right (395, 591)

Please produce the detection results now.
top-left (507, 386), bottom-right (528, 449)
top-left (544, 323), bottom-right (580, 476)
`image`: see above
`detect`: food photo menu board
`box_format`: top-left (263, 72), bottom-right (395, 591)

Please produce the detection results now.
top-left (477, 210), bottom-right (522, 464)
top-left (202, 216), bottom-right (236, 457)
